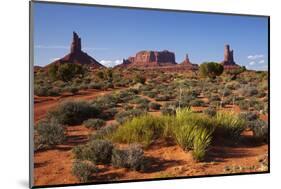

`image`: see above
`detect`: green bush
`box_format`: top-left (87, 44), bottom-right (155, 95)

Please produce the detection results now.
top-left (112, 144), bottom-right (145, 171)
top-left (199, 62), bottom-right (224, 79)
top-left (83, 118), bottom-right (105, 130)
top-left (72, 161), bottom-right (98, 183)
top-left (48, 101), bottom-right (101, 125)
top-left (249, 119), bottom-right (268, 142)
top-left (36, 118), bottom-right (65, 147)
top-left (189, 99), bottom-right (205, 107)
top-left (73, 139), bottom-right (113, 164)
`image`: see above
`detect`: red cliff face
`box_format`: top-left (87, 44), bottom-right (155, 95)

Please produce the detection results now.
top-left (45, 32), bottom-right (105, 69)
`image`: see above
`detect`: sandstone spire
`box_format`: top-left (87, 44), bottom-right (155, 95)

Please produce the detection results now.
top-left (71, 32), bottom-right (82, 53)
top-left (222, 44), bottom-right (236, 65)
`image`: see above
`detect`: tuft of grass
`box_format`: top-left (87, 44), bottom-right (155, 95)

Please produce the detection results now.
top-left (111, 114), bottom-right (165, 147)
top-left (215, 111), bottom-right (246, 140)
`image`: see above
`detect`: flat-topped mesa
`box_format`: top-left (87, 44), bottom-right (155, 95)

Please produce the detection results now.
top-left (70, 32), bottom-right (82, 53)
top-left (45, 32), bottom-right (104, 69)
top-left (121, 50), bottom-right (176, 67)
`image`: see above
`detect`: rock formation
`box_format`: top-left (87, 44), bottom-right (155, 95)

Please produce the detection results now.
top-left (46, 32), bottom-right (104, 69)
top-left (118, 50), bottom-right (177, 68)
top-left (221, 44), bottom-right (240, 69)
top-left (180, 53), bottom-right (198, 69)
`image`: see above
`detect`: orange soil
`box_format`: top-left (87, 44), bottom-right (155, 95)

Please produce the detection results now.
top-left (33, 89), bottom-right (268, 187)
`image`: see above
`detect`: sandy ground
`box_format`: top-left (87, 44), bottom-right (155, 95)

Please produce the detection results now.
top-left (33, 89), bottom-right (268, 186)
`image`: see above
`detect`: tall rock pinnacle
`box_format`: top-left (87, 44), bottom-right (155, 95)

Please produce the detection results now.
top-left (71, 32), bottom-right (82, 53)
top-left (222, 44), bottom-right (236, 65)
top-left (46, 32), bottom-right (105, 69)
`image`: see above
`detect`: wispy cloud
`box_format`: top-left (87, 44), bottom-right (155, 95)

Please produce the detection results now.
top-left (247, 54), bottom-right (264, 60)
top-left (100, 59), bottom-right (123, 67)
top-left (249, 61), bottom-right (255, 66)
top-left (258, 59), bottom-right (265, 64)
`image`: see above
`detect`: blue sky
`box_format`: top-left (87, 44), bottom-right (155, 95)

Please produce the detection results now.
top-left (33, 2), bottom-right (269, 70)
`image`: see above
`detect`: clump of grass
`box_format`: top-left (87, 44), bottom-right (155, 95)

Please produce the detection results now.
top-left (215, 111), bottom-right (246, 140)
top-left (115, 109), bottom-right (146, 124)
top-left (111, 114), bottom-right (165, 147)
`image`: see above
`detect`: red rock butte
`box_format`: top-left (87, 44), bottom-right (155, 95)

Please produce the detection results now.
top-left (45, 32), bottom-right (105, 69)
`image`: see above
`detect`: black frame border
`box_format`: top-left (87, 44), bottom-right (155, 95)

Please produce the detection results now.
top-left (29, 0), bottom-right (270, 188)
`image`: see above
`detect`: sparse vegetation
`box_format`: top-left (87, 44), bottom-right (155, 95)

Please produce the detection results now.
top-left (72, 161), bottom-right (98, 182)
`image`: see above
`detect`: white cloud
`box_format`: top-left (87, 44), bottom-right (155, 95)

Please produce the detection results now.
top-left (100, 59), bottom-right (123, 67)
top-left (259, 59), bottom-right (265, 64)
top-left (247, 54), bottom-right (264, 60)
top-left (249, 61), bottom-right (255, 66)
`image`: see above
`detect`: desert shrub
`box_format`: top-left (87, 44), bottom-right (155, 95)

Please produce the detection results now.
top-left (134, 75), bottom-right (146, 84)
top-left (189, 99), bottom-right (205, 107)
top-left (73, 139), bottom-right (113, 164)
top-left (48, 101), bottom-right (101, 125)
top-left (215, 112), bottom-right (246, 140)
top-left (111, 115), bottom-right (165, 147)
top-left (136, 103), bottom-right (149, 111)
top-left (220, 88), bottom-right (231, 97)
top-left (115, 109), bottom-right (146, 124)
top-left (34, 86), bottom-right (60, 97)
top-left (209, 95), bottom-right (221, 101)
top-left (67, 86), bottom-right (79, 94)
top-left (203, 107), bottom-right (217, 117)
top-left (149, 102), bottom-right (161, 110)
top-left (91, 124), bottom-right (118, 140)
top-left (129, 97), bottom-right (150, 104)
top-left (240, 87), bottom-right (259, 97)
top-left (99, 108), bottom-right (118, 120)
top-left (226, 82), bottom-right (240, 90)
top-left (36, 118), bottom-right (65, 146)
top-left (112, 144), bottom-right (145, 171)
top-left (238, 100), bottom-right (251, 111)
top-left (89, 82), bottom-right (103, 89)
top-left (155, 95), bottom-right (170, 101)
top-left (161, 102), bottom-right (177, 115)
top-left (248, 119), bottom-right (268, 142)
top-left (142, 91), bottom-right (157, 98)
top-left (72, 161), bottom-right (98, 183)
top-left (83, 118), bottom-right (105, 130)
top-left (239, 112), bottom-right (259, 122)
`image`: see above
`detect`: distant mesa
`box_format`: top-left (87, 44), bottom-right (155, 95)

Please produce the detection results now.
top-left (45, 32), bottom-right (105, 69)
top-left (221, 44), bottom-right (240, 69)
top-left (119, 50), bottom-right (177, 68)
